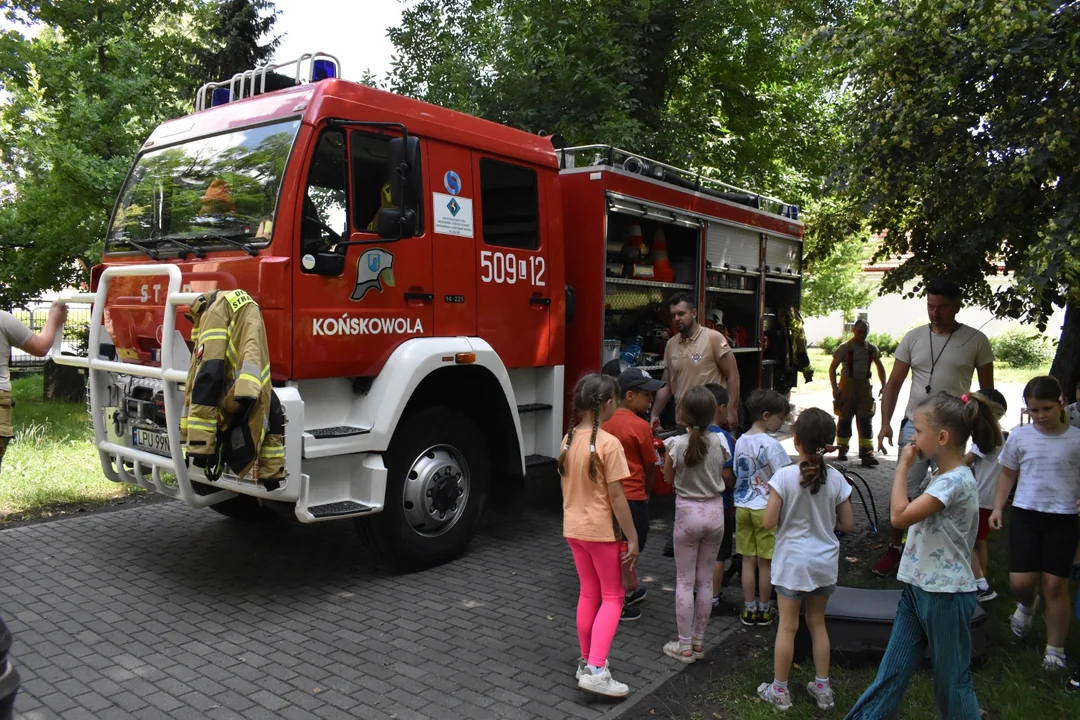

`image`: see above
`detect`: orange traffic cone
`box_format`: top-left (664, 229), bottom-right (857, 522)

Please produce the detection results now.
top-left (650, 224), bottom-right (674, 282)
top-left (624, 220), bottom-right (646, 259)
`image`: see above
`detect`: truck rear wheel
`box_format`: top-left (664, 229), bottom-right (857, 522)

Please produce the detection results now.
top-left (356, 407), bottom-right (489, 568)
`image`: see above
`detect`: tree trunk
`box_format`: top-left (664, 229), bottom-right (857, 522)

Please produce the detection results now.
top-left (1049, 298), bottom-right (1079, 401)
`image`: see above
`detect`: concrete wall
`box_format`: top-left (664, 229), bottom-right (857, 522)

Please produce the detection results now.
top-left (803, 275), bottom-right (1068, 345)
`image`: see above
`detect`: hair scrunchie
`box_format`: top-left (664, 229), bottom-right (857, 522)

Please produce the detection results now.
top-left (961, 393), bottom-right (971, 403)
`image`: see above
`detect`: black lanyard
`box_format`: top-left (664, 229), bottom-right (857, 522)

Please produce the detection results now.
top-left (926, 324), bottom-right (959, 394)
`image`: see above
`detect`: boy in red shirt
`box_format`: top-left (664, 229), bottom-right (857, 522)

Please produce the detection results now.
top-left (603, 367), bottom-right (665, 621)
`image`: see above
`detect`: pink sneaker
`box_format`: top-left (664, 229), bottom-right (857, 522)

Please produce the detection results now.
top-left (757, 682), bottom-right (792, 710)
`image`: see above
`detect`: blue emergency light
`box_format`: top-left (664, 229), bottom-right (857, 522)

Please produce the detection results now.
top-left (211, 87), bottom-right (232, 107)
top-left (312, 59), bottom-right (337, 80)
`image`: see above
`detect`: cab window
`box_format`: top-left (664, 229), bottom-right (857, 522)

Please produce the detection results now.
top-left (479, 158), bottom-right (539, 250)
top-left (301, 129), bottom-right (348, 258)
top-left (351, 131), bottom-right (422, 234)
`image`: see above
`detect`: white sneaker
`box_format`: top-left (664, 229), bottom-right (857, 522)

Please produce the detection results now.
top-left (1044, 649), bottom-right (1067, 672)
top-left (576, 658), bottom-right (587, 680)
top-left (1010, 597), bottom-right (1041, 638)
top-left (807, 681), bottom-right (835, 709)
top-left (579, 665), bottom-right (630, 697)
top-left (757, 682), bottom-right (792, 710)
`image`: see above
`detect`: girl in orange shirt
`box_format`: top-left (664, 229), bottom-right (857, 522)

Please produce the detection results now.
top-left (560, 373), bottom-right (639, 698)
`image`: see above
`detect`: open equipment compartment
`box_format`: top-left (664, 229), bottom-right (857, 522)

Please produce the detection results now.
top-left (603, 209), bottom-right (701, 373)
top-left (559, 145), bottom-right (803, 432)
top-left (761, 232), bottom-right (804, 393)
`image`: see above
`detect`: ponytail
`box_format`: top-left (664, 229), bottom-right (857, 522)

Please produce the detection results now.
top-left (685, 426), bottom-right (707, 467)
top-left (679, 386), bottom-right (717, 467)
top-left (793, 408), bottom-right (835, 494)
top-left (961, 392), bottom-right (1004, 452)
top-left (557, 427), bottom-right (575, 478)
top-left (588, 394), bottom-right (602, 481)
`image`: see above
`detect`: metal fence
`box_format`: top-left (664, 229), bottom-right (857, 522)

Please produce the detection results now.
top-left (8, 303), bottom-right (92, 372)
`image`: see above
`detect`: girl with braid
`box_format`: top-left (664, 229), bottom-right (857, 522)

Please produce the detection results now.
top-left (559, 373), bottom-right (639, 698)
top-left (661, 386), bottom-right (731, 664)
top-left (757, 408), bottom-right (854, 710)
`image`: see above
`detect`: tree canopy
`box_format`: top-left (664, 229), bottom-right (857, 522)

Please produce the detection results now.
top-left (824, 0), bottom-right (1080, 392)
top-left (387, 0), bottom-right (849, 205)
top-left (0, 0), bottom-right (279, 307)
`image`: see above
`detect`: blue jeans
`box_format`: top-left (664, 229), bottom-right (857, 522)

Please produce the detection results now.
top-left (844, 585), bottom-right (980, 720)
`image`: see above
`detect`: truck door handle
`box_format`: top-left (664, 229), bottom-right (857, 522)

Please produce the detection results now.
top-left (404, 292), bottom-right (434, 302)
top-left (529, 296), bottom-right (551, 307)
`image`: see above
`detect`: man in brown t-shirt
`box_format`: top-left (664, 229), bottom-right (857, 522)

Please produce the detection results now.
top-left (650, 292), bottom-right (740, 430)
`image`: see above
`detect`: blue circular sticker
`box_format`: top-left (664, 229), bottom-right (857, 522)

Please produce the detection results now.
top-left (443, 170), bottom-right (462, 196)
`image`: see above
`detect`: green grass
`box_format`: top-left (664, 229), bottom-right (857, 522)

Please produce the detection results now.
top-left (701, 513), bottom-right (1080, 719)
top-left (804, 347), bottom-right (1051, 391)
top-left (0, 375), bottom-right (137, 518)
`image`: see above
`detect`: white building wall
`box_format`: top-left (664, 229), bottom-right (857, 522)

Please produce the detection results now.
top-left (804, 275), bottom-right (1067, 345)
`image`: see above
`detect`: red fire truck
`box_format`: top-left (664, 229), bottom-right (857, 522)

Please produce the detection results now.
top-left (53, 53), bottom-right (804, 567)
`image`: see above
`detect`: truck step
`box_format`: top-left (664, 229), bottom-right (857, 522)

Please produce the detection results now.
top-left (525, 454), bottom-right (558, 469)
top-left (516, 403), bottom-right (553, 414)
top-left (308, 425), bottom-right (369, 439)
top-left (307, 500), bottom-right (378, 518)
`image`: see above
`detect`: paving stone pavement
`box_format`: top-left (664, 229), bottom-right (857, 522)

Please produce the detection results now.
top-left (0, 487), bottom-right (742, 720)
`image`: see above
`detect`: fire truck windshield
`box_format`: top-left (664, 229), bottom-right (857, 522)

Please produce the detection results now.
top-left (106, 119), bottom-right (302, 255)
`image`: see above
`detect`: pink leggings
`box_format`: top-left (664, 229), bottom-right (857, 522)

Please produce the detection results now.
top-left (674, 495), bottom-right (725, 643)
top-left (567, 538), bottom-right (625, 666)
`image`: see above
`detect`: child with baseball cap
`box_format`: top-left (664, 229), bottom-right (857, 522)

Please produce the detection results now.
top-left (603, 367), bottom-right (665, 621)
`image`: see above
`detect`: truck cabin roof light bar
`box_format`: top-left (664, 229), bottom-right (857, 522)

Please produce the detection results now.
top-left (560, 144), bottom-right (799, 220)
top-left (196, 51), bottom-right (342, 111)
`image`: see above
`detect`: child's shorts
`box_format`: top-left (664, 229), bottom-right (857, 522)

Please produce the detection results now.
top-left (1009, 506), bottom-right (1080, 578)
top-left (775, 584), bottom-right (836, 601)
top-left (976, 508), bottom-right (992, 541)
top-left (735, 507), bottom-right (775, 560)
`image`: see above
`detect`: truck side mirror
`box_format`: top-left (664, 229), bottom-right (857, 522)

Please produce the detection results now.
top-left (388, 136), bottom-right (422, 208)
top-left (311, 250), bottom-right (346, 277)
top-left (376, 207), bottom-right (417, 240)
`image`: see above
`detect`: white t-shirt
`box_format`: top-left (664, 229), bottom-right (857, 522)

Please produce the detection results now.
top-left (970, 439), bottom-right (1004, 510)
top-left (1067, 402), bottom-right (1080, 429)
top-left (768, 466), bottom-right (852, 592)
top-left (0, 311), bottom-right (33, 392)
top-left (664, 432), bottom-right (729, 500)
top-left (894, 324), bottom-right (994, 421)
top-left (997, 424), bottom-right (1080, 515)
top-left (897, 466), bottom-right (979, 593)
top-left (734, 432), bottom-right (791, 510)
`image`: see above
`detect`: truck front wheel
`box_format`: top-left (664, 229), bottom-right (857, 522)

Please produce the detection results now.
top-left (356, 407), bottom-right (489, 568)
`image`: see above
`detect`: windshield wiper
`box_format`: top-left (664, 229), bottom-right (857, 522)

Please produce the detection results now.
top-left (151, 233), bottom-right (206, 260)
top-left (188, 233), bottom-right (259, 257)
top-left (118, 237), bottom-right (161, 260)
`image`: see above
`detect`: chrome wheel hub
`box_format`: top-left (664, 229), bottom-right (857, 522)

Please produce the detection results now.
top-left (402, 444), bottom-right (469, 537)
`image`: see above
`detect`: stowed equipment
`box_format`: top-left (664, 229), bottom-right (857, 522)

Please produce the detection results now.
top-left (180, 289), bottom-right (285, 488)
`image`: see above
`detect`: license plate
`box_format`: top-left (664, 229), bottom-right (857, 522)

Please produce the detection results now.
top-left (132, 428), bottom-right (170, 456)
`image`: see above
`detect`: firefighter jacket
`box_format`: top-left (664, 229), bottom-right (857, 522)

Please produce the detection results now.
top-left (180, 289), bottom-right (285, 482)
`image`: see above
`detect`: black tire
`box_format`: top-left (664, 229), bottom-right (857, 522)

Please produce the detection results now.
top-left (355, 406), bottom-right (489, 569)
top-left (209, 494), bottom-right (275, 521)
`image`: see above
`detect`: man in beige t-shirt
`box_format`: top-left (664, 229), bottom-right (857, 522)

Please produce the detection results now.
top-left (872, 279), bottom-right (994, 576)
top-left (650, 292), bottom-right (740, 430)
top-left (0, 303), bottom-right (68, 470)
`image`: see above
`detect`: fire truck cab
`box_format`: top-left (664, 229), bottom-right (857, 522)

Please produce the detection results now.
top-left (53, 53), bottom-right (804, 568)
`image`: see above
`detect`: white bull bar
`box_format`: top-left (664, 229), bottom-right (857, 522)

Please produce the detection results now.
top-left (51, 264), bottom-right (236, 507)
